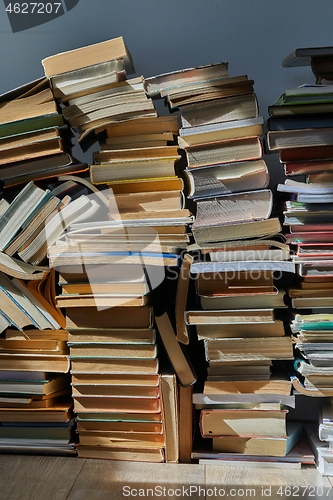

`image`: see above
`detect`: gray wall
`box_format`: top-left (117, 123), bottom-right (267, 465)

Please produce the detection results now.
top-left (1, 0), bottom-right (333, 181)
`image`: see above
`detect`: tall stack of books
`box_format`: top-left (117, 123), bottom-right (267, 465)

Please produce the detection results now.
top-left (0, 179), bottom-right (103, 455)
top-left (148, 62), bottom-right (300, 462)
top-left (266, 49), bottom-right (333, 397)
top-left (47, 135), bottom-right (192, 461)
top-left (0, 77), bottom-right (87, 188)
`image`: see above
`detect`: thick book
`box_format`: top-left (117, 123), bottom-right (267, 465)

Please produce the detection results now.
top-left (183, 159), bottom-right (269, 199)
top-left (200, 408), bottom-right (288, 438)
top-left (51, 59), bottom-right (126, 100)
top-left (90, 157), bottom-right (179, 185)
top-left (267, 127), bottom-right (333, 151)
top-left (185, 308), bottom-right (276, 325)
top-left (178, 97), bottom-right (260, 133)
top-left (178, 116), bottom-right (263, 148)
top-left (204, 337), bottom-right (294, 363)
top-left (212, 422), bottom-right (302, 457)
top-left (184, 136), bottom-right (263, 169)
top-left (193, 189), bottom-right (273, 227)
top-left (192, 217), bottom-right (281, 244)
top-left (42, 36), bottom-right (134, 77)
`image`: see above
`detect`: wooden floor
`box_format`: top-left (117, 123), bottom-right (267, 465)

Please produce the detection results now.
top-left (0, 455), bottom-right (333, 499)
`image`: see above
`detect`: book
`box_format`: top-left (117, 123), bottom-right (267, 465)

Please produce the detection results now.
top-left (0, 273), bottom-right (57, 331)
top-left (179, 91), bottom-right (261, 128)
top-left (184, 136), bottom-right (263, 169)
top-left (42, 36), bottom-right (134, 77)
top-left (0, 252), bottom-right (49, 281)
top-left (200, 408), bottom-right (288, 438)
top-left (195, 321), bottom-right (286, 340)
top-left (190, 260), bottom-right (295, 274)
top-left (71, 384), bottom-right (160, 398)
top-left (76, 419), bottom-right (163, 434)
top-left (192, 217), bottom-right (282, 244)
top-left (103, 115), bottom-right (179, 137)
top-left (268, 102), bottom-right (333, 118)
top-left (0, 182), bottom-right (48, 251)
top-left (212, 422), bottom-right (302, 456)
top-left (155, 313), bottom-right (196, 387)
top-left (204, 337), bottom-right (293, 363)
top-left (0, 90), bottom-right (57, 125)
top-left (0, 374), bottom-right (70, 397)
top-left (50, 59), bottom-right (126, 100)
top-left (77, 430), bottom-right (164, 449)
top-left (185, 308), bottom-right (276, 325)
top-left (183, 159), bottom-right (269, 199)
top-left (76, 445), bottom-right (164, 462)
top-left (193, 189), bottom-right (273, 227)
top-left (175, 253), bottom-right (193, 345)
top-left (112, 189), bottom-right (184, 214)
top-left (178, 385), bottom-right (193, 462)
top-left (0, 354), bottom-right (70, 373)
top-left (282, 47), bottom-right (333, 67)
top-left (282, 47), bottom-right (333, 82)
top-left (109, 176), bottom-right (183, 195)
top-left (18, 194), bottom-right (98, 265)
top-left (0, 156), bottom-right (88, 188)
top-left (267, 128), bottom-right (333, 151)
top-left (200, 290), bottom-right (287, 310)
top-left (71, 374), bottom-right (159, 387)
top-left (70, 358), bottom-right (159, 376)
top-left (69, 343), bottom-right (157, 360)
top-left (90, 157), bottom-right (179, 185)
top-left (267, 115), bottom-right (333, 131)
top-left (93, 145), bottom-right (180, 164)
top-left (203, 378), bottom-right (292, 397)
top-left (160, 373), bottom-right (178, 462)
top-left (178, 117), bottom-right (263, 149)
top-left (144, 62), bottom-right (229, 97)
top-left (66, 307), bottom-right (153, 330)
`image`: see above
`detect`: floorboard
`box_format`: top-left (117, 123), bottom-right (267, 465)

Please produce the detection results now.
top-left (0, 455), bottom-right (85, 500)
top-left (0, 455), bottom-right (332, 500)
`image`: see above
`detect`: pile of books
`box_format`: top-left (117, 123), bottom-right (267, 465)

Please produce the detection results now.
top-left (149, 62), bottom-right (300, 463)
top-left (0, 76), bottom-right (87, 188)
top-left (0, 270), bottom-right (75, 455)
top-left (41, 42), bottom-right (197, 459)
top-left (267, 65), bottom-right (333, 397)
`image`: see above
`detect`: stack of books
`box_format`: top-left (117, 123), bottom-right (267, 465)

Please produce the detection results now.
top-left (291, 313), bottom-right (333, 396)
top-left (267, 54), bottom-right (333, 397)
top-left (46, 173), bottom-right (192, 462)
top-left (0, 180), bottom-right (98, 269)
top-left (0, 77), bottom-right (86, 187)
top-left (147, 62), bottom-right (300, 463)
top-left (0, 180), bottom-right (102, 455)
top-left (0, 270), bottom-right (74, 454)
top-left (63, 304), bottom-right (167, 462)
